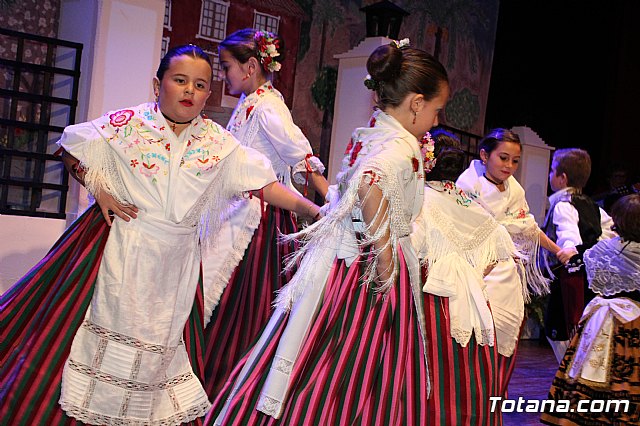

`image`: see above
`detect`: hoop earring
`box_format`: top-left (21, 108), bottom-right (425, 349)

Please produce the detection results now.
top-left (412, 111), bottom-right (417, 125)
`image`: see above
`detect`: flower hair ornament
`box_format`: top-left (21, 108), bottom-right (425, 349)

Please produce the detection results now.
top-left (391, 38), bottom-right (410, 49)
top-left (364, 74), bottom-right (378, 91)
top-left (254, 30), bottom-right (282, 72)
top-left (420, 131), bottom-right (437, 174)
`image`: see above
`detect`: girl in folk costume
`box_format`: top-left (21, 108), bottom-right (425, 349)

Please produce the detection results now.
top-left (200, 29), bottom-right (328, 397)
top-left (205, 40), bottom-right (449, 425)
top-left (541, 194), bottom-right (640, 426)
top-left (411, 129), bottom-right (520, 425)
top-left (0, 44), bottom-right (321, 425)
top-left (456, 129), bottom-right (573, 396)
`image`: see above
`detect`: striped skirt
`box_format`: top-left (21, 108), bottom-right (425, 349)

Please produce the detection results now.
top-left (1, 205), bottom-right (108, 425)
top-left (1, 204), bottom-right (295, 425)
top-left (200, 205), bottom-right (296, 398)
top-left (206, 248), bottom-right (431, 425)
top-left (423, 294), bottom-right (504, 425)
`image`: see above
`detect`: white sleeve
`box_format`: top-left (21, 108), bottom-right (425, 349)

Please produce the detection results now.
top-left (57, 120), bottom-right (104, 162)
top-left (229, 145), bottom-right (277, 193)
top-left (598, 207), bottom-right (617, 240)
top-left (553, 201), bottom-right (582, 248)
top-left (258, 102), bottom-right (324, 173)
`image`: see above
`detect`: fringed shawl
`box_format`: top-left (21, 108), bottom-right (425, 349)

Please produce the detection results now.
top-left (275, 110), bottom-right (424, 310)
top-left (457, 159), bottom-right (549, 300)
top-left (413, 181), bottom-right (520, 347)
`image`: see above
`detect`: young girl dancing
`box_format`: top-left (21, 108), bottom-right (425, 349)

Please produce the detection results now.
top-left (206, 40), bottom-right (449, 425)
top-left (412, 129), bottom-right (519, 425)
top-left (456, 129), bottom-right (572, 397)
top-left (541, 194), bottom-right (640, 425)
top-left (0, 44), bottom-right (320, 425)
top-left (199, 29), bottom-right (328, 397)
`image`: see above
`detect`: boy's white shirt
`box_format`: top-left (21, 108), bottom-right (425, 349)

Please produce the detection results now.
top-left (549, 187), bottom-right (616, 248)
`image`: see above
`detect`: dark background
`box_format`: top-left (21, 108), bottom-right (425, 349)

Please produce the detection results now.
top-left (485, 0), bottom-right (640, 196)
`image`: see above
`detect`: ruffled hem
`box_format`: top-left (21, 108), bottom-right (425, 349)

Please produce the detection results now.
top-left (60, 400), bottom-right (211, 426)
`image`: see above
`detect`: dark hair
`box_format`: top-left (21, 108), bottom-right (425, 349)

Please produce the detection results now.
top-left (552, 148), bottom-right (592, 189)
top-left (366, 44), bottom-right (448, 109)
top-left (156, 44), bottom-right (212, 81)
top-left (219, 28), bottom-right (285, 72)
top-left (478, 128), bottom-right (521, 155)
top-left (427, 128), bottom-right (465, 182)
top-left (611, 193), bottom-right (640, 242)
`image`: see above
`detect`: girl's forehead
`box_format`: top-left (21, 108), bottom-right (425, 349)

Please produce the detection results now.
top-left (167, 55), bottom-right (211, 77)
top-left (494, 141), bottom-right (521, 155)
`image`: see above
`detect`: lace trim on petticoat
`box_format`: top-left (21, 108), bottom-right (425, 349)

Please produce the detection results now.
top-left (60, 400), bottom-right (211, 426)
top-left (450, 319), bottom-right (495, 348)
top-left (81, 320), bottom-right (172, 354)
top-left (275, 156), bottom-right (412, 310)
top-left (202, 199), bottom-right (262, 326)
top-left (256, 394), bottom-right (282, 417)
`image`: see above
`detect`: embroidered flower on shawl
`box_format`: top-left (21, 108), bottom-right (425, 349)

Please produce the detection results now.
top-left (196, 157), bottom-right (216, 172)
top-left (165, 143), bottom-right (171, 151)
top-left (349, 141), bottom-right (363, 166)
top-left (516, 208), bottom-right (527, 219)
top-left (369, 116), bottom-right (377, 127)
top-left (130, 159), bottom-right (138, 168)
top-left (254, 31), bottom-right (281, 73)
top-left (411, 157), bottom-right (419, 172)
top-left (345, 138), bottom-right (354, 155)
top-left (246, 105), bottom-right (254, 120)
top-left (140, 161), bottom-right (159, 176)
top-left (109, 109), bottom-right (134, 127)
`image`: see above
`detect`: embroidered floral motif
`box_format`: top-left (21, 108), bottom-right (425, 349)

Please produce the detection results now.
top-left (369, 116), bottom-right (377, 127)
top-left (345, 138), bottom-right (354, 155)
top-left (109, 109), bottom-right (134, 127)
top-left (349, 141), bottom-right (363, 166)
top-left (227, 83), bottom-right (277, 134)
top-left (411, 156), bottom-right (419, 172)
top-left (140, 161), bottom-right (159, 177)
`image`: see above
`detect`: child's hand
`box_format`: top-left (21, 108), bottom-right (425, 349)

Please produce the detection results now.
top-left (556, 247), bottom-right (578, 265)
top-left (95, 189), bottom-right (138, 226)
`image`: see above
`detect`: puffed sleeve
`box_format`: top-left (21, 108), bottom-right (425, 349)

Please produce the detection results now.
top-left (228, 144), bottom-right (278, 193)
top-left (257, 102), bottom-right (325, 183)
top-left (57, 120), bottom-right (104, 162)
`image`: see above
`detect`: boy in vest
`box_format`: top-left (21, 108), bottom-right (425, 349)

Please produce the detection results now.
top-left (543, 148), bottom-right (617, 362)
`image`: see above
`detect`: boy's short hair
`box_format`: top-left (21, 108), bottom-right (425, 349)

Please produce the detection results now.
top-left (552, 148), bottom-right (592, 189)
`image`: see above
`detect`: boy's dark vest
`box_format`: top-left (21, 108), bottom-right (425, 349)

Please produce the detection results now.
top-left (544, 192), bottom-right (602, 264)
